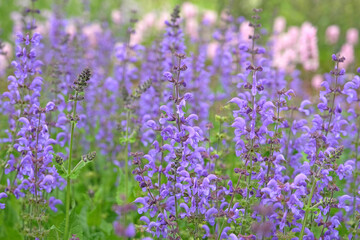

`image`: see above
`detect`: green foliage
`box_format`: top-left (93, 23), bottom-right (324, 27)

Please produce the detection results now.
top-left (69, 160), bottom-right (93, 179)
top-left (87, 203), bottom-right (102, 227)
top-left (61, 211), bottom-right (84, 239)
top-left (48, 225), bottom-right (63, 240)
top-left (277, 230), bottom-right (297, 240)
top-left (0, 195), bottom-right (23, 240)
top-left (119, 129), bottom-right (137, 145)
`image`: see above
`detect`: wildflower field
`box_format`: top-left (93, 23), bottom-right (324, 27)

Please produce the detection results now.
top-left (1, 0), bottom-right (360, 239)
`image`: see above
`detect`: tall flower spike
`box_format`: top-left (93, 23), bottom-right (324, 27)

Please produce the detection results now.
top-left (298, 54), bottom-right (348, 239)
top-left (64, 67), bottom-right (93, 240)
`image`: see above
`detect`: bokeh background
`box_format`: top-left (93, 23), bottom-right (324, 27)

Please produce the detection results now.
top-left (1, 0), bottom-right (360, 72)
top-left (0, 1), bottom-right (359, 239)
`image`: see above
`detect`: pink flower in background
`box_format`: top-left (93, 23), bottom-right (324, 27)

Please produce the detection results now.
top-left (299, 22), bottom-right (319, 71)
top-left (131, 12), bottom-right (157, 45)
top-left (111, 10), bottom-right (122, 24)
top-left (311, 74), bottom-right (323, 89)
top-left (186, 18), bottom-right (199, 40)
top-left (65, 22), bottom-right (77, 38)
top-left (10, 12), bottom-right (22, 36)
top-left (346, 28), bottom-right (358, 45)
top-left (0, 42), bottom-right (12, 75)
top-left (143, 12), bottom-right (156, 27)
top-left (37, 22), bottom-right (50, 36)
top-left (37, 10), bottom-right (51, 36)
top-left (325, 25), bottom-right (340, 45)
top-left (340, 43), bottom-right (354, 69)
top-left (273, 16), bottom-right (286, 34)
top-left (130, 31), bottom-right (143, 46)
top-left (182, 2), bottom-right (198, 19)
top-left (202, 10), bottom-right (217, 26)
top-left (274, 48), bottom-right (297, 72)
top-left (287, 27), bottom-right (300, 43)
top-left (240, 21), bottom-right (252, 42)
top-left (273, 26), bottom-right (299, 72)
top-left (156, 12), bottom-right (169, 30)
top-left (82, 23), bottom-right (102, 47)
top-left (207, 42), bottom-right (218, 59)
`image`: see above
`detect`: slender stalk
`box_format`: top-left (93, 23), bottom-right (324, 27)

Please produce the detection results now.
top-left (300, 60), bottom-right (340, 239)
top-left (158, 138), bottom-right (164, 187)
top-left (214, 120), bottom-right (222, 235)
top-left (284, 109), bottom-right (294, 176)
top-left (353, 118), bottom-right (360, 221)
top-left (236, 16), bottom-right (258, 232)
top-left (299, 167), bottom-right (322, 240)
top-left (325, 61), bottom-right (339, 138)
top-left (240, 153), bottom-right (254, 235)
top-left (241, 93), bottom-right (256, 223)
top-left (319, 192), bottom-right (334, 238)
top-left (217, 174), bottom-right (242, 240)
top-left (64, 93), bottom-right (78, 240)
top-left (125, 110), bottom-right (130, 199)
top-left (124, 110), bottom-right (130, 226)
top-left (215, 123), bottom-right (222, 172)
top-left (354, 219), bottom-right (360, 236)
top-left (266, 93), bottom-right (281, 178)
top-left (174, 173), bottom-right (178, 218)
top-left (173, 56), bottom-right (182, 220)
top-left (138, 161), bottom-right (181, 239)
top-left (34, 113), bottom-right (42, 234)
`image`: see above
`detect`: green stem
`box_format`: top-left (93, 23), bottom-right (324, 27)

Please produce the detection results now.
top-left (319, 192), bottom-right (333, 238)
top-left (325, 62), bottom-right (339, 138)
top-left (214, 121), bottom-right (222, 235)
top-left (158, 138), bottom-right (164, 187)
top-left (217, 174), bottom-right (242, 240)
top-left (173, 56), bottom-right (182, 220)
top-left (125, 110), bottom-right (130, 199)
top-left (215, 123), bottom-right (222, 171)
top-left (299, 168), bottom-right (321, 240)
top-left (240, 154), bottom-right (253, 235)
top-left (124, 110), bottom-right (130, 226)
top-left (266, 94), bottom-right (281, 178)
top-left (353, 118), bottom-right (360, 221)
top-left (354, 219), bottom-right (360, 236)
top-left (70, 160), bottom-right (85, 174)
top-left (284, 109), bottom-right (294, 176)
top-left (240, 91), bottom-right (256, 235)
top-left (64, 95), bottom-right (78, 240)
top-left (0, 159), bottom-right (6, 185)
top-left (34, 113), bottom-right (42, 236)
top-left (174, 173), bottom-right (178, 219)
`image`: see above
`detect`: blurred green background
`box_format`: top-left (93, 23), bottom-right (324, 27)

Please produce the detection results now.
top-left (1, 0), bottom-right (360, 69)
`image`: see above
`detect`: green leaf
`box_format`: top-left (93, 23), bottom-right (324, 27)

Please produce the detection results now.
top-left (119, 136), bottom-right (128, 145)
top-left (60, 211), bottom-right (83, 240)
top-left (4, 227), bottom-right (23, 240)
top-left (87, 204), bottom-right (102, 227)
top-left (100, 221), bottom-right (113, 236)
top-left (47, 225), bottom-right (63, 240)
top-left (119, 130), bottom-right (137, 145)
top-left (69, 160), bottom-right (93, 179)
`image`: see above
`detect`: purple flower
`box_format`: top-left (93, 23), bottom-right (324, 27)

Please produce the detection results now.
top-left (0, 193), bottom-right (8, 209)
top-left (48, 197), bottom-right (62, 212)
top-left (163, 72), bottom-right (172, 81)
